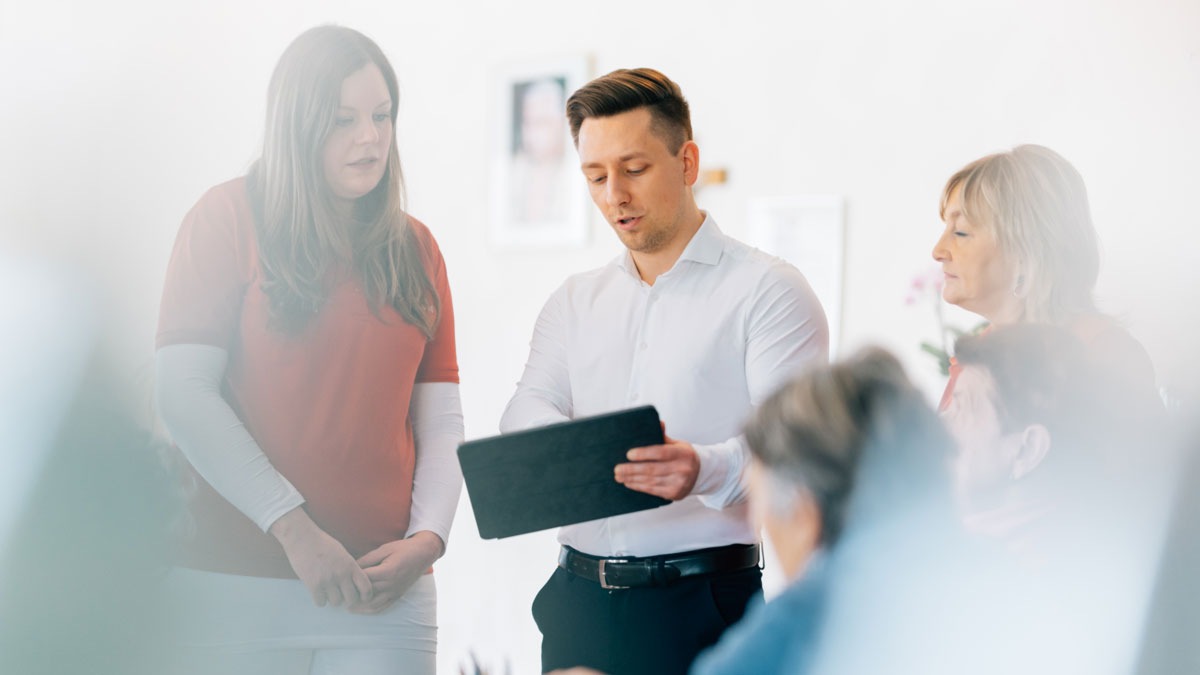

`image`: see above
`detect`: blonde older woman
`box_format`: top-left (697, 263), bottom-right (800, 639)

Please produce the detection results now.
top-left (932, 145), bottom-right (1160, 416)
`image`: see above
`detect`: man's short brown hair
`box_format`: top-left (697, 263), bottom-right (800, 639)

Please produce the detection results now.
top-left (566, 68), bottom-right (693, 153)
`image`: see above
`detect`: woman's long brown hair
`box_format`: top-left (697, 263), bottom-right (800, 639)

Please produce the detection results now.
top-left (248, 25), bottom-right (438, 337)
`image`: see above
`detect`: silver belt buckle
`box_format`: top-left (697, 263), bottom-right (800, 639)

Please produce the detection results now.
top-left (598, 558), bottom-right (630, 590)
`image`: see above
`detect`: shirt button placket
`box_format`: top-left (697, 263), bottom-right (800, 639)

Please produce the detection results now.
top-left (627, 288), bottom-right (655, 405)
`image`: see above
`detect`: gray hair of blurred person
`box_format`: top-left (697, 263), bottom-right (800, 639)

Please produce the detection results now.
top-left (249, 25), bottom-right (438, 337)
top-left (939, 144), bottom-right (1100, 324)
top-left (744, 348), bottom-right (955, 548)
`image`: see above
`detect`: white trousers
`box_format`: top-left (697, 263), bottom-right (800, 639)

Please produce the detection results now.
top-left (163, 567), bottom-right (437, 675)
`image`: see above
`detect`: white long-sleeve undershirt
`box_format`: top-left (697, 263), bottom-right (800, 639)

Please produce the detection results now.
top-left (155, 344), bottom-right (464, 549)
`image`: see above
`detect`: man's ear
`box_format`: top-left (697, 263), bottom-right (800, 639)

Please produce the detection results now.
top-left (1012, 424), bottom-right (1052, 480)
top-left (680, 140), bottom-right (700, 187)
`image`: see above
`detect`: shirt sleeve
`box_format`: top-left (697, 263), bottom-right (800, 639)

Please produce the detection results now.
top-left (692, 261), bottom-right (830, 508)
top-left (156, 183), bottom-right (251, 351)
top-left (405, 382), bottom-right (465, 551)
top-left (155, 343), bottom-right (305, 532)
top-left (499, 286), bottom-right (574, 432)
top-left (413, 221), bottom-right (460, 384)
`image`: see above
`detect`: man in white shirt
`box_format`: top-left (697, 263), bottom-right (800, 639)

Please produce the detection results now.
top-left (500, 68), bottom-right (829, 675)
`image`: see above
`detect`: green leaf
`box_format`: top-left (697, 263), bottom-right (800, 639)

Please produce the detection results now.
top-left (919, 342), bottom-right (951, 376)
top-left (919, 342), bottom-right (946, 359)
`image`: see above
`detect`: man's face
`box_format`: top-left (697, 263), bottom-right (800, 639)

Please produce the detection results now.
top-left (942, 365), bottom-right (1023, 512)
top-left (576, 107), bottom-right (694, 254)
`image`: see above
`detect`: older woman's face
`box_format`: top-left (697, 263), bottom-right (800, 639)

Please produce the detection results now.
top-left (322, 63), bottom-right (392, 202)
top-left (933, 187), bottom-right (1019, 322)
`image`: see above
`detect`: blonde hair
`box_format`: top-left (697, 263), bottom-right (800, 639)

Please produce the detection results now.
top-left (248, 25), bottom-right (438, 336)
top-left (939, 144), bottom-right (1099, 323)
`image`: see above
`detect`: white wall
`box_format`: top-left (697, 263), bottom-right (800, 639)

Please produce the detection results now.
top-left (3, 0), bottom-right (1198, 671)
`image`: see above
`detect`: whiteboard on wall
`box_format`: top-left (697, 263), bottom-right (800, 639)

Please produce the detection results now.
top-left (747, 195), bottom-right (845, 357)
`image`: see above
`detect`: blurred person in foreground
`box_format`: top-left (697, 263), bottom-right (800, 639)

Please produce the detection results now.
top-left (1134, 419), bottom-right (1200, 675)
top-left (0, 358), bottom-right (177, 675)
top-left (942, 323), bottom-right (1169, 673)
top-left (0, 258), bottom-right (177, 675)
top-left (691, 347), bottom-right (961, 674)
top-left (931, 144), bottom-right (1161, 420)
top-left (944, 324), bottom-right (1108, 552)
top-left (154, 25), bottom-right (462, 674)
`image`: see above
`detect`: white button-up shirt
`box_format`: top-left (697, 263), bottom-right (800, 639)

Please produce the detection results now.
top-left (500, 215), bottom-right (829, 557)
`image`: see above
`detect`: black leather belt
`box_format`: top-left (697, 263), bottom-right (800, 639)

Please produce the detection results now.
top-left (558, 543), bottom-right (761, 590)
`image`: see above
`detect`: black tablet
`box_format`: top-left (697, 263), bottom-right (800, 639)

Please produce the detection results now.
top-left (457, 405), bottom-right (672, 539)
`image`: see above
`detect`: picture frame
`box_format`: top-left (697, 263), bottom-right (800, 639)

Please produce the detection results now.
top-left (746, 195), bottom-right (846, 356)
top-left (488, 56), bottom-right (591, 249)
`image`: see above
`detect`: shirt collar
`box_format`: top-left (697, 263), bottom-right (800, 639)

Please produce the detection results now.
top-left (679, 212), bottom-right (725, 266)
top-left (615, 212), bottom-right (726, 277)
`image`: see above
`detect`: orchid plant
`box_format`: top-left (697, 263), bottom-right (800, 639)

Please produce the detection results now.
top-left (905, 267), bottom-right (985, 376)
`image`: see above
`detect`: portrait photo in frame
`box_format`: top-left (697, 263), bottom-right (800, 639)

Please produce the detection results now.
top-left (488, 56), bottom-right (591, 249)
top-left (747, 195), bottom-right (846, 356)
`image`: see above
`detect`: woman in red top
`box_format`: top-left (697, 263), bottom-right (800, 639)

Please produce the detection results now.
top-left (155, 26), bottom-right (461, 674)
top-left (932, 144), bottom-right (1160, 417)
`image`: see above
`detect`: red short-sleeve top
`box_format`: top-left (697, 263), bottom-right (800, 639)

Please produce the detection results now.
top-left (157, 177), bottom-right (458, 578)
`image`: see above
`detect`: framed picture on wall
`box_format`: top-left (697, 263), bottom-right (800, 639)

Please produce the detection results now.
top-left (488, 56), bottom-right (590, 249)
top-left (747, 195), bottom-right (846, 356)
